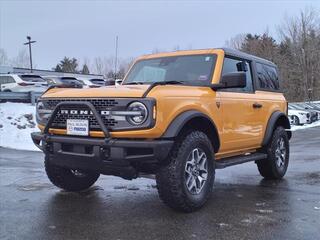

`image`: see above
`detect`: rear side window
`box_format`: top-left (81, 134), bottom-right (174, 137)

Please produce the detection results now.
top-left (0, 76), bottom-right (15, 84)
top-left (256, 63), bottom-right (279, 90)
top-left (90, 79), bottom-right (105, 85)
top-left (20, 75), bottom-right (45, 82)
top-left (221, 57), bottom-right (253, 92)
top-left (61, 78), bottom-right (83, 85)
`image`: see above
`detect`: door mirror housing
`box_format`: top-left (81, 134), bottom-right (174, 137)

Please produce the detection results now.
top-left (211, 72), bottom-right (247, 90)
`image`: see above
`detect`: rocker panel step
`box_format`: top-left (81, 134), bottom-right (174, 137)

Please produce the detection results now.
top-left (215, 152), bottom-right (267, 169)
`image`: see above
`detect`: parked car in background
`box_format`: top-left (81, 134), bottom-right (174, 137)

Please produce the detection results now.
top-left (105, 79), bottom-right (116, 86)
top-left (43, 76), bottom-right (83, 88)
top-left (288, 106), bottom-right (311, 125)
top-left (0, 74), bottom-right (48, 92)
top-left (290, 103), bottom-right (318, 123)
top-left (78, 78), bottom-right (106, 88)
top-left (303, 103), bottom-right (320, 120)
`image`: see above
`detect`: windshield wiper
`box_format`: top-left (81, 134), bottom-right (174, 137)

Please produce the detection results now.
top-left (126, 80), bottom-right (184, 85)
top-left (125, 81), bottom-right (145, 85)
top-left (158, 80), bottom-right (184, 85)
top-left (142, 81), bottom-right (185, 97)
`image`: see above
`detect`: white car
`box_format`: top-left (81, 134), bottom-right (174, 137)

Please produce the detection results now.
top-left (0, 74), bottom-right (48, 92)
top-left (303, 103), bottom-right (320, 120)
top-left (290, 103), bottom-right (318, 123)
top-left (288, 109), bottom-right (311, 125)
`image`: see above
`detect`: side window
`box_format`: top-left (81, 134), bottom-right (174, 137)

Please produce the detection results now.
top-left (7, 76), bottom-right (15, 83)
top-left (221, 57), bottom-right (253, 92)
top-left (0, 76), bottom-right (15, 84)
top-left (256, 63), bottom-right (279, 90)
top-left (0, 76), bottom-right (5, 84)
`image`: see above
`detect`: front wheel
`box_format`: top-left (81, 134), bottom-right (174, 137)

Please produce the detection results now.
top-left (156, 131), bottom-right (215, 212)
top-left (257, 126), bottom-right (289, 179)
top-left (45, 155), bottom-right (100, 191)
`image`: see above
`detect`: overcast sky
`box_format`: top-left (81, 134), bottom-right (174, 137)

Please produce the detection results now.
top-left (0, 0), bottom-right (319, 70)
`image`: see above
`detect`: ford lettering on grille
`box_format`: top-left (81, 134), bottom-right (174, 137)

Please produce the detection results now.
top-left (60, 109), bottom-right (110, 116)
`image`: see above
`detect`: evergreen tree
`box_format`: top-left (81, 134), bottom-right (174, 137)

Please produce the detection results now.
top-left (54, 57), bottom-right (79, 73)
top-left (81, 64), bottom-right (90, 74)
top-left (54, 64), bottom-right (62, 72)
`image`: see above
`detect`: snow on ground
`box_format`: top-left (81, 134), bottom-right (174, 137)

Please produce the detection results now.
top-left (0, 102), bottom-right (320, 151)
top-left (0, 103), bottom-right (39, 151)
top-left (290, 120), bottom-right (320, 131)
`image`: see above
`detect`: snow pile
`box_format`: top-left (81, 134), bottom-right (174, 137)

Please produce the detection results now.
top-left (0, 103), bottom-right (39, 151)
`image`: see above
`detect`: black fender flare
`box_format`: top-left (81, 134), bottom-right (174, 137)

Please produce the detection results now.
top-left (162, 110), bottom-right (220, 152)
top-left (262, 111), bottom-right (292, 146)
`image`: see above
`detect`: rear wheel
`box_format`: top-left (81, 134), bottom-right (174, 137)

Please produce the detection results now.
top-left (45, 155), bottom-right (100, 191)
top-left (292, 115), bottom-right (300, 125)
top-left (156, 130), bottom-right (215, 212)
top-left (257, 126), bottom-right (289, 179)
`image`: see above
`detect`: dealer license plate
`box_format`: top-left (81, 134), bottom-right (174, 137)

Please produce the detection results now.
top-left (67, 119), bottom-right (89, 136)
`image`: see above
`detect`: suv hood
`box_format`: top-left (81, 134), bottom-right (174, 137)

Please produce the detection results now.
top-left (42, 85), bottom-right (150, 98)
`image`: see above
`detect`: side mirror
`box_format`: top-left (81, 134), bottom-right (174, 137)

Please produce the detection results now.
top-left (236, 61), bottom-right (248, 72)
top-left (211, 72), bottom-right (247, 90)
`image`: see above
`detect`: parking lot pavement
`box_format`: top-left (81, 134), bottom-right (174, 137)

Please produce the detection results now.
top-left (0, 128), bottom-right (319, 240)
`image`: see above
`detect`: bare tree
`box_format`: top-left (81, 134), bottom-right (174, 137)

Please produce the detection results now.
top-left (91, 57), bottom-right (117, 77)
top-left (11, 49), bottom-right (29, 68)
top-left (225, 33), bottom-right (246, 50)
top-left (278, 7), bottom-right (320, 101)
top-left (0, 48), bottom-right (9, 66)
top-left (92, 57), bottom-right (105, 75)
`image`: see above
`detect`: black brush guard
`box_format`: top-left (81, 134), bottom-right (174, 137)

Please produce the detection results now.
top-left (31, 101), bottom-right (173, 179)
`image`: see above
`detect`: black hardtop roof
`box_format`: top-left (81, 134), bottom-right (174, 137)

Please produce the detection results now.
top-left (220, 48), bottom-right (276, 67)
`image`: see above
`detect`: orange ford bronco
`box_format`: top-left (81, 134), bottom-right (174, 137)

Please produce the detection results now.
top-left (31, 48), bottom-right (291, 212)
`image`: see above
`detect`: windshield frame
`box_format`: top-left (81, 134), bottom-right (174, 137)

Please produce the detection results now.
top-left (122, 54), bottom-right (217, 86)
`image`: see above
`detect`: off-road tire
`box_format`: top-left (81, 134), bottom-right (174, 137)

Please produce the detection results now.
top-left (156, 130), bottom-right (215, 212)
top-left (45, 155), bottom-right (100, 191)
top-left (257, 126), bottom-right (289, 179)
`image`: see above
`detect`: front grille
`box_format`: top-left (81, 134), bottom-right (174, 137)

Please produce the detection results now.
top-left (45, 98), bottom-right (120, 131)
top-left (46, 98), bottom-right (118, 109)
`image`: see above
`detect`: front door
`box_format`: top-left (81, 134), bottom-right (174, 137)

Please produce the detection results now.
top-left (218, 57), bottom-right (264, 154)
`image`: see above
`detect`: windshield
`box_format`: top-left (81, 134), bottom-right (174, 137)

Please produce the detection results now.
top-left (123, 54), bottom-right (216, 85)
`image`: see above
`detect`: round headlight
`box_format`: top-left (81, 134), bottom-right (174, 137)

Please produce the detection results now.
top-left (126, 102), bottom-right (148, 125)
top-left (36, 100), bottom-right (52, 124)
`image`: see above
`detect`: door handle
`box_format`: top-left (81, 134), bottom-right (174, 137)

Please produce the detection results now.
top-left (253, 103), bottom-right (263, 109)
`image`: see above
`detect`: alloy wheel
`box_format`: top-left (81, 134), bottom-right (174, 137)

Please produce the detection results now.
top-left (275, 137), bottom-right (286, 169)
top-left (185, 148), bottom-right (208, 194)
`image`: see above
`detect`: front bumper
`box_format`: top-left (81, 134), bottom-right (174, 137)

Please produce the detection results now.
top-left (31, 132), bottom-right (173, 179)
